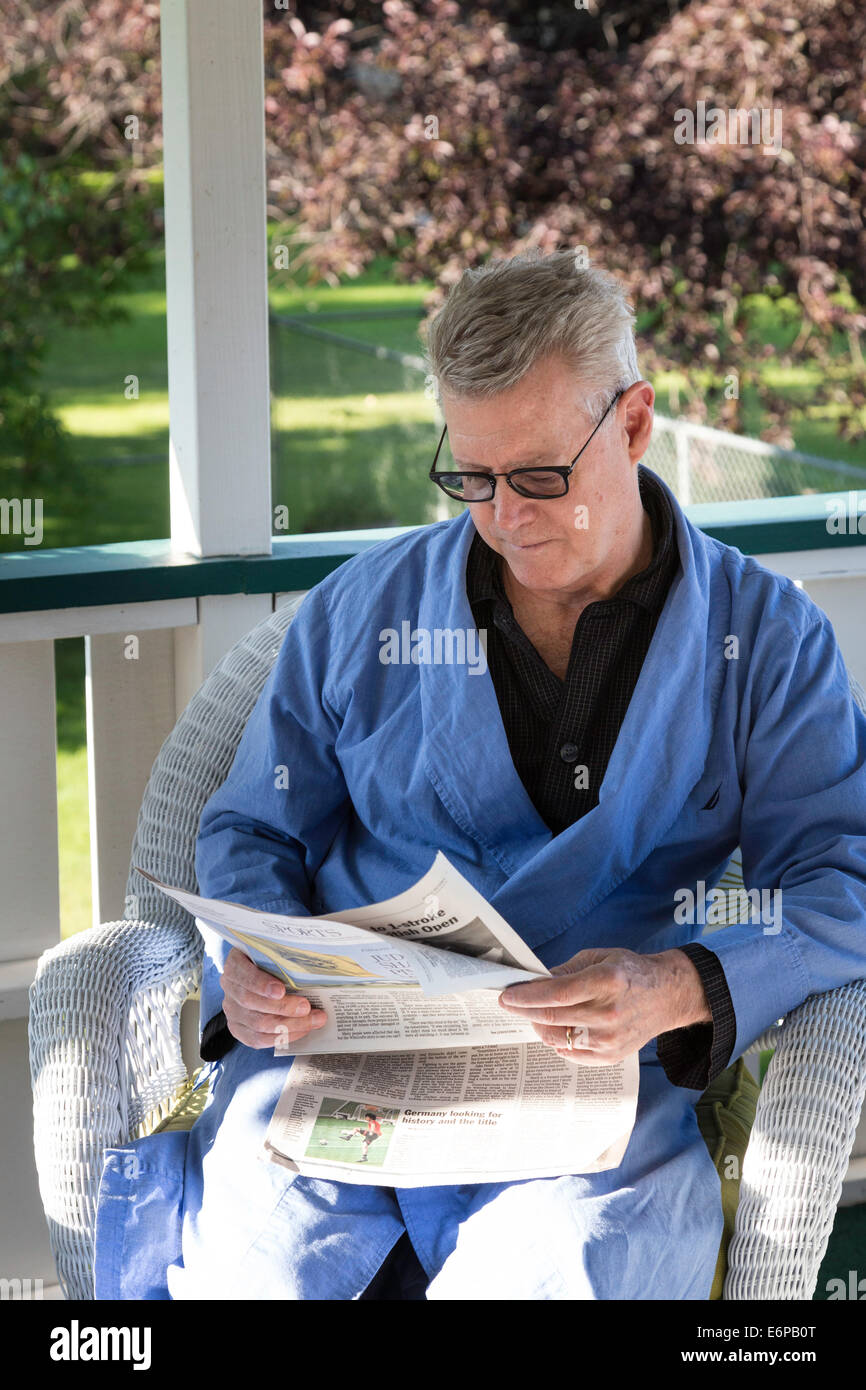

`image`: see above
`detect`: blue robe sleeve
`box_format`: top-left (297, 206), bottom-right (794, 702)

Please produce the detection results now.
top-left (194, 586), bottom-right (350, 1032)
top-left (706, 606), bottom-right (866, 1060)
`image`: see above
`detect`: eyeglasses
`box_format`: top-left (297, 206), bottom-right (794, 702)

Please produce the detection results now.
top-left (428, 390), bottom-right (624, 501)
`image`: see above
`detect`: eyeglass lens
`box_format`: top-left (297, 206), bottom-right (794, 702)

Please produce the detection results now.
top-left (438, 469), bottom-right (567, 499)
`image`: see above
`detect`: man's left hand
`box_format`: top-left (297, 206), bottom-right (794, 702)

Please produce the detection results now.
top-left (498, 947), bottom-right (712, 1065)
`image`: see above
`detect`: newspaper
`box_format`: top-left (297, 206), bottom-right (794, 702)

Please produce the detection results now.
top-left (136, 853), bottom-right (553, 1054)
top-left (262, 1043), bottom-right (638, 1186)
top-left (138, 853), bottom-right (639, 1182)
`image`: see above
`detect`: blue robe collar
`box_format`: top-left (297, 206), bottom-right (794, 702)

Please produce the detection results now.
top-left (416, 469), bottom-right (728, 951)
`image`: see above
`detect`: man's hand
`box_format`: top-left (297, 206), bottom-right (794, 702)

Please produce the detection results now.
top-left (497, 947), bottom-right (712, 1065)
top-left (220, 947), bottom-right (327, 1049)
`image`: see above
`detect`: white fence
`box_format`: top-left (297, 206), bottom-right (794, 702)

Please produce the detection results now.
top-left (636, 414), bottom-right (865, 505)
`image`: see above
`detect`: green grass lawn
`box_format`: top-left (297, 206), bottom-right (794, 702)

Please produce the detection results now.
top-left (21, 250), bottom-right (445, 550)
top-left (55, 637), bottom-right (92, 937)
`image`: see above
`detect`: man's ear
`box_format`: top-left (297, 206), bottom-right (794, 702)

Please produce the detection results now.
top-left (622, 381), bottom-right (655, 464)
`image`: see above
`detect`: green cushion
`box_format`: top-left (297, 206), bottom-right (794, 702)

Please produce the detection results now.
top-left (696, 1056), bottom-right (761, 1300)
top-left (149, 1056), bottom-right (762, 1301)
top-left (149, 1066), bottom-right (212, 1134)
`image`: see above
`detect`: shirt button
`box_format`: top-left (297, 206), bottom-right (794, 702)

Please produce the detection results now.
top-left (559, 742), bottom-right (580, 764)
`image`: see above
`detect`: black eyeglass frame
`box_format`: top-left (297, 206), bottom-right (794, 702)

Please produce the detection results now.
top-left (428, 389), bottom-right (625, 501)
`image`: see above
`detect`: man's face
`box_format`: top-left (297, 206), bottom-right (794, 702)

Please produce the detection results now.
top-left (440, 354), bottom-right (654, 598)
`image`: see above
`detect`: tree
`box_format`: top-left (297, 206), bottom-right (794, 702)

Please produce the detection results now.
top-left (2, 0), bottom-right (865, 446)
top-left (0, 152), bottom-right (157, 505)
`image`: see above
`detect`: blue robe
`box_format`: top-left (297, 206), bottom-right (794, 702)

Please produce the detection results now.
top-left (93, 469), bottom-right (866, 1299)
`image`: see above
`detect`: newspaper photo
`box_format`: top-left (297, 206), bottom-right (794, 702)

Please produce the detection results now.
top-left (136, 853), bottom-right (555, 1054)
top-left (262, 1042), bottom-right (639, 1185)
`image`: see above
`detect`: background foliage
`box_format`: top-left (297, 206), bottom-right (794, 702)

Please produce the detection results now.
top-left (3, 0), bottom-right (865, 452)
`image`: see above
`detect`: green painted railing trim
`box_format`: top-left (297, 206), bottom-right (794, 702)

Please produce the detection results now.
top-left (0, 530), bottom-right (416, 613)
top-left (1, 497), bottom-right (865, 614)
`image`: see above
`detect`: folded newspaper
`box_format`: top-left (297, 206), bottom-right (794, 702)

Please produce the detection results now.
top-left (138, 853), bottom-right (639, 1185)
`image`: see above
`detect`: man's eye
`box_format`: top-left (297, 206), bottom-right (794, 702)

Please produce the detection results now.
top-left (519, 470), bottom-right (562, 492)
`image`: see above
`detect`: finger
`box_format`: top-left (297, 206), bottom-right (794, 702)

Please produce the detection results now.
top-left (499, 973), bottom-right (604, 1009)
top-left (225, 983), bottom-right (312, 1017)
top-left (223, 949), bottom-right (288, 1001)
top-left (499, 970), bottom-right (602, 1009)
top-left (549, 950), bottom-right (608, 976)
top-left (499, 1003), bottom-right (601, 1028)
top-left (229, 1017), bottom-right (321, 1049)
top-left (553, 1046), bottom-right (617, 1067)
top-left (531, 1022), bottom-right (595, 1051)
top-left (227, 1004), bottom-right (327, 1040)
top-left (272, 1017), bottom-right (327, 1048)
top-left (230, 1021), bottom-right (317, 1050)
top-left (532, 1022), bottom-right (630, 1061)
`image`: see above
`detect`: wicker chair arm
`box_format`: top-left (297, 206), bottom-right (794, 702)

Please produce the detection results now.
top-left (724, 978), bottom-right (866, 1299)
top-left (29, 919), bottom-right (202, 1300)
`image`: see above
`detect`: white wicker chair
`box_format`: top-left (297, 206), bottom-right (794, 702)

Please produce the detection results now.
top-left (28, 599), bottom-right (866, 1301)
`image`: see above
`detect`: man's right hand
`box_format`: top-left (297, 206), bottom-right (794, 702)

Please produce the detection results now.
top-left (220, 947), bottom-right (328, 1049)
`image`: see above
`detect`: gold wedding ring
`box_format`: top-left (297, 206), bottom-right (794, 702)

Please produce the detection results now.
top-left (565, 1026), bottom-right (575, 1050)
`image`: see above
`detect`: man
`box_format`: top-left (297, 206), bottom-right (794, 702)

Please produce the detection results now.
top-left (348, 1111), bottom-right (383, 1163)
top-left (93, 251), bottom-right (866, 1300)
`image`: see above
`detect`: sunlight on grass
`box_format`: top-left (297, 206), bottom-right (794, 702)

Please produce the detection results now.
top-left (58, 397), bottom-right (170, 435)
top-left (54, 638), bottom-right (92, 938)
top-left (271, 389), bottom-right (432, 433)
top-left (272, 281), bottom-right (431, 312)
top-left (57, 745), bottom-right (92, 939)
top-left (111, 288), bottom-right (173, 318)
top-left (761, 365), bottom-right (822, 389)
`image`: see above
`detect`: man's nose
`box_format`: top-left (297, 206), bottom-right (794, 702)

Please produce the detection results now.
top-left (491, 481), bottom-right (538, 529)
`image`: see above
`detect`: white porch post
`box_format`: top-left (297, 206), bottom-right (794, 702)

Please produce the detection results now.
top-left (84, 1), bottom-right (276, 923)
top-left (85, 628), bottom-right (179, 926)
top-left (0, 641), bottom-right (59, 1000)
top-left (161, 0), bottom-right (275, 695)
top-left (160, 0), bottom-right (273, 563)
top-left (675, 420), bottom-right (691, 506)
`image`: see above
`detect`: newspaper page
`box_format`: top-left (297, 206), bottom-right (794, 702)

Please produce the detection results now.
top-left (138, 858), bottom-right (640, 1180)
top-left (135, 855), bottom-right (551, 1053)
top-left (283, 852), bottom-right (551, 1055)
top-left (262, 1042), bottom-right (639, 1185)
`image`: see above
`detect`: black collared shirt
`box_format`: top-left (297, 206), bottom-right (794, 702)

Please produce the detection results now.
top-left (464, 464), bottom-right (735, 1091)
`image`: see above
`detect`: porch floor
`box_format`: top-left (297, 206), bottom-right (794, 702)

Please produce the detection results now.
top-left (814, 1201), bottom-right (866, 1299)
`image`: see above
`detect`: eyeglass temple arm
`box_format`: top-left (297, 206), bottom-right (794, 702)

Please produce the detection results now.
top-left (430, 389), bottom-right (624, 478)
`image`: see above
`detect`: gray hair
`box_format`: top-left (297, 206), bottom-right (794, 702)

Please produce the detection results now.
top-left (423, 249), bottom-right (640, 427)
